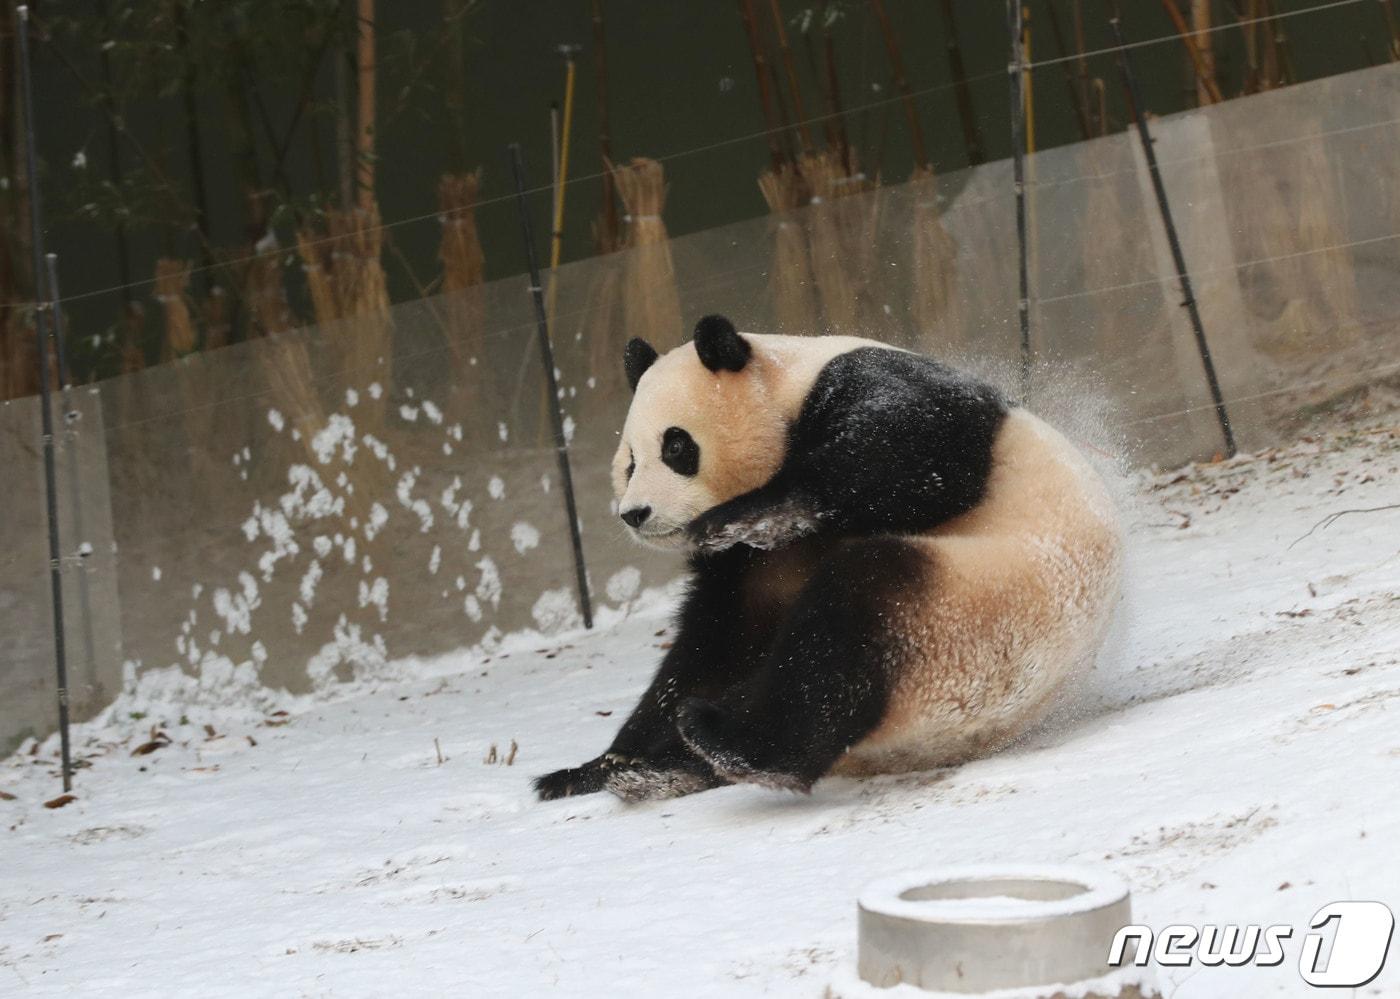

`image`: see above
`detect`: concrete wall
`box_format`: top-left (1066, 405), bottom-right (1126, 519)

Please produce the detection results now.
top-left (3, 64), bottom-right (1398, 753)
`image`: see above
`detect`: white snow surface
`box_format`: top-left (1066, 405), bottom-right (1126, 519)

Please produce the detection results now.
top-left (3, 422), bottom-right (1400, 997)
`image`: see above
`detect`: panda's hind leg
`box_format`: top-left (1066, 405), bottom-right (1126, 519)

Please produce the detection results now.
top-left (675, 536), bottom-right (926, 792)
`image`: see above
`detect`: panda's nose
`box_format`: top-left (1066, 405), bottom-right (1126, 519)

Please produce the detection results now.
top-left (620, 506), bottom-right (651, 529)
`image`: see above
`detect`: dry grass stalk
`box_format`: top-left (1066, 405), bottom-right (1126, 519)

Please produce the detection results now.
top-left (155, 258), bottom-right (196, 361)
top-left (907, 167), bottom-right (962, 351)
top-left (758, 162), bottom-right (818, 334)
top-left (611, 157), bottom-right (683, 349)
top-left (801, 148), bottom-right (878, 334)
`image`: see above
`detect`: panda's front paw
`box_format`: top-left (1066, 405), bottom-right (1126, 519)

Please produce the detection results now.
top-left (533, 758), bottom-right (609, 800)
top-left (688, 498), bottom-right (820, 552)
top-left (688, 508), bottom-right (749, 552)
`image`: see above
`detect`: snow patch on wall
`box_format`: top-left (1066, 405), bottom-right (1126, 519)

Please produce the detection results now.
top-left (510, 522), bottom-right (540, 554)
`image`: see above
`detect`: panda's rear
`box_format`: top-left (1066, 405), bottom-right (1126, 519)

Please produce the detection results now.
top-left (831, 407), bottom-right (1123, 775)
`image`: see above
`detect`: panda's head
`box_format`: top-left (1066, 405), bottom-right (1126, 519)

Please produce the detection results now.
top-left (613, 315), bottom-right (787, 550)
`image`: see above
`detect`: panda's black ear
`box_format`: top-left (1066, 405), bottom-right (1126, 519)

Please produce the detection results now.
top-left (693, 314), bottom-right (750, 373)
top-left (624, 337), bottom-right (658, 393)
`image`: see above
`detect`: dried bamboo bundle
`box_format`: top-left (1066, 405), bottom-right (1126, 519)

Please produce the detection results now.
top-left (295, 206), bottom-right (393, 437)
top-left (612, 157), bottom-right (683, 349)
top-left (802, 148), bottom-right (878, 334)
top-left (907, 168), bottom-right (962, 351)
top-left (244, 238), bottom-right (296, 339)
top-left (758, 162), bottom-right (818, 335)
top-left (201, 287), bottom-right (231, 353)
top-left (280, 213), bottom-right (394, 519)
top-left (1223, 129), bottom-right (1360, 358)
top-left (155, 258), bottom-right (196, 361)
top-left (438, 170), bottom-right (485, 293)
top-left (331, 206), bottom-right (392, 380)
top-left (297, 228), bottom-right (340, 328)
top-left (436, 171), bottom-right (492, 444)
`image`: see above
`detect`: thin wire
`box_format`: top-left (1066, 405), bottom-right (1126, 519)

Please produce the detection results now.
top-left (1037, 231), bottom-right (1400, 306)
top-left (1028, 114), bottom-right (1400, 196)
top-left (1127, 357), bottom-right (1400, 426)
top-left (1026, 0), bottom-right (1369, 72)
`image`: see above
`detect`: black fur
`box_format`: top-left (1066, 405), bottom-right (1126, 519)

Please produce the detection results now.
top-left (693, 314), bottom-right (751, 373)
top-left (677, 536), bottom-right (928, 790)
top-left (534, 346), bottom-right (1008, 801)
top-left (534, 543), bottom-right (804, 801)
top-left (624, 337), bottom-right (658, 392)
top-left (689, 348), bottom-right (1006, 550)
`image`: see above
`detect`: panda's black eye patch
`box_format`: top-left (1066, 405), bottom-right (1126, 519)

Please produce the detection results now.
top-left (661, 427), bottom-right (699, 476)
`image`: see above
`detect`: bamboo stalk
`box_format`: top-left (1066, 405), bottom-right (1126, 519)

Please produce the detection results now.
top-left (940, 0), bottom-right (987, 162)
top-left (356, 0), bottom-right (376, 209)
top-left (1381, 0), bottom-right (1400, 60)
top-left (767, 0), bottom-right (814, 155)
top-left (867, 0), bottom-right (928, 171)
top-left (1043, 0), bottom-right (1092, 140)
top-left (1191, 0), bottom-right (1217, 104)
top-left (335, 1), bottom-right (354, 206)
top-left (550, 50), bottom-right (578, 272)
top-left (1158, 0), bottom-right (1224, 104)
top-left (821, 7), bottom-right (853, 175)
top-left (738, 0), bottom-right (787, 171)
top-left (1073, 0), bottom-right (1094, 133)
top-left (590, 0), bottom-right (621, 252)
top-left (1265, 0), bottom-right (1298, 85)
top-left (1023, 7), bottom-right (1036, 154)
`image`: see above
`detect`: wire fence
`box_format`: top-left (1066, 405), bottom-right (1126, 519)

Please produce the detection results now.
top-left (3, 12), bottom-right (1399, 757)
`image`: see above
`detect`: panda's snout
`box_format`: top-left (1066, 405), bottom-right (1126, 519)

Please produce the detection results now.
top-left (620, 505), bottom-right (652, 529)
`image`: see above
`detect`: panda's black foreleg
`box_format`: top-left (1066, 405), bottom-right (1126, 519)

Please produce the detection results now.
top-left (675, 536), bottom-right (926, 792)
top-left (534, 548), bottom-right (773, 802)
top-left (687, 478), bottom-right (823, 553)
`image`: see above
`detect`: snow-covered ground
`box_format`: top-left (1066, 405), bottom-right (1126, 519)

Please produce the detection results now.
top-left (3, 404), bottom-right (1399, 998)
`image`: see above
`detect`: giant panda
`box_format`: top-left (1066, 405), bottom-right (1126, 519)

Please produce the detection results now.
top-left (534, 315), bottom-right (1122, 802)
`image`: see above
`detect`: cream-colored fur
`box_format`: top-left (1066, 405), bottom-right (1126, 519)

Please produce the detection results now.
top-left (833, 408), bottom-right (1122, 774)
